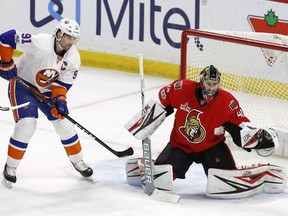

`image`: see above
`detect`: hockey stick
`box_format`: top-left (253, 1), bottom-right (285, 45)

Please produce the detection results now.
top-left (138, 54), bottom-right (180, 203)
top-left (15, 77), bottom-right (134, 158)
top-left (0, 101), bottom-right (30, 111)
top-left (139, 53), bottom-right (155, 194)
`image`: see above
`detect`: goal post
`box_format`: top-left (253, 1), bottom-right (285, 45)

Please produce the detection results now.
top-left (180, 29), bottom-right (288, 157)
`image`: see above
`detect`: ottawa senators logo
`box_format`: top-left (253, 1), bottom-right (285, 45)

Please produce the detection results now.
top-left (179, 109), bottom-right (206, 143)
top-left (35, 68), bottom-right (60, 88)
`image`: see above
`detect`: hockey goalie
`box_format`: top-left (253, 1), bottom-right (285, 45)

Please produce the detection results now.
top-left (124, 65), bottom-right (286, 198)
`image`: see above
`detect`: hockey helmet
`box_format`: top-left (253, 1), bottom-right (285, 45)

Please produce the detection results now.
top-left (55, 18), bottom-right (80, 41)
top-left (199, 65), bottom-right (221, 102)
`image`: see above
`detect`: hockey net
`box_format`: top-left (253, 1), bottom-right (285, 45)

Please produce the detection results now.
top-left (180, 29), bottom-right (288, 157)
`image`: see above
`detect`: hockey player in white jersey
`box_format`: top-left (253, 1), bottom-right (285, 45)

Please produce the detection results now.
top-left (0, 18), bottom-right (93, 187)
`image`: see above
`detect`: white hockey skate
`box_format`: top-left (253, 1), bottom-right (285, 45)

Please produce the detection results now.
top-left (2, 163), bottom-right (17, 189)
top-left (71, 160), bottom-right (93, 177)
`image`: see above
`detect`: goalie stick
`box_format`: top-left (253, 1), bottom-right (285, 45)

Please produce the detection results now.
top-left (15, 77), bottom-right (134, 158)
top-left (138, 54), bottom-right (180, 203)
top-left (0, 101), bottom-right (30, 111)
top-left (139, 53), bottom-right (155, 195)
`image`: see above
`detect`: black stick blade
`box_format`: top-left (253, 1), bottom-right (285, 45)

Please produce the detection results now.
top-left (115, 147), bottom-right (134, 157)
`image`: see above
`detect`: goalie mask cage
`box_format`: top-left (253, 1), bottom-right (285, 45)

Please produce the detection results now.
top-left (180, 29), bottom-right (288, 156)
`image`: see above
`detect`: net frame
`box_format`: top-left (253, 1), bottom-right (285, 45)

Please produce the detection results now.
top-left (179, 29), bottom-right (288, 131)
top-left (179, 29), bottom-right (288, 156)
top-left (180, 29), bottom-right (288, 79)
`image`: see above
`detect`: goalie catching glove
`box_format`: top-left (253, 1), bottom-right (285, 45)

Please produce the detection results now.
top-left (124, 99), bottom-right (166, 140)
top-left (240, 127), bottom-right (279, 157)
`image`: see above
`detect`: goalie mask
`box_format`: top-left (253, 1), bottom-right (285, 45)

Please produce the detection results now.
top-left (199, 65), bottom-right (221, 103)
top-left (54, 18), bottom-right (80, 46)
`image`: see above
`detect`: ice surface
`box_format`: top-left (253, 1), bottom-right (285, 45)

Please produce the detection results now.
top-left (0, 67), bottom-right (287, 216)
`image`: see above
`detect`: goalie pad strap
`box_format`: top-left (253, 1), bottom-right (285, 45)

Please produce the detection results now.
top-left (124, 99), bottom-right (166, 140)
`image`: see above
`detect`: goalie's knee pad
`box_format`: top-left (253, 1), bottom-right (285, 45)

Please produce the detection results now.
top-left (206, 164), bottom-right (286, 199)
top-left (125, 158), bottom-right (175, 192)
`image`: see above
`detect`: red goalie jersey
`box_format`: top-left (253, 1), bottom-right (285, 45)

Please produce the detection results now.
top-left (158, 79), bottom-right (250, 153)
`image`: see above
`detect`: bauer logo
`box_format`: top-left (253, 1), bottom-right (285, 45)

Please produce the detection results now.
top-left (30, 0), bottom-right (81, 27)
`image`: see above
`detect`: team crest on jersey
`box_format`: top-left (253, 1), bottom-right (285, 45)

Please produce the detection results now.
top-left (179, 109), bottom-right (206, 143)
top-left (35, 68), bottom-right (60, 87)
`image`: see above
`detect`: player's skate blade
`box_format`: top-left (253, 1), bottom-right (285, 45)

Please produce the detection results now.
top-left (2, 179), bottom-right (13, 189)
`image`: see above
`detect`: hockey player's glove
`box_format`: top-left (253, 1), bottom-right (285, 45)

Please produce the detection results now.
top-left (0, 59), bottom-right (17, 80)
top-left (124, 99), bottom-right (166, 140)
top-left (51, 95), bottom-right (69, 119)
top-left (240, 127), bottom-right (279, 157)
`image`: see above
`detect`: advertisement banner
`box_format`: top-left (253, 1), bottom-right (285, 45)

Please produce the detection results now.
top-left (1, 0), bottom-right (288, 65)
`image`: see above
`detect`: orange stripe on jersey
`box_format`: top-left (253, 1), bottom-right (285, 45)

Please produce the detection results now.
top-left (0, 45), bottom-right (14, 62)
top-left (8, 146), bottom-right (26, 160)
top-left (64, 141), bottom-right (82, 156)
top-left (9, 79), bottom-right (20, 122)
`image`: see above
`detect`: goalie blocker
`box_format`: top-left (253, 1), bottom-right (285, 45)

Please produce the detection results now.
top-left (124, 99), bottom-right (166, 140)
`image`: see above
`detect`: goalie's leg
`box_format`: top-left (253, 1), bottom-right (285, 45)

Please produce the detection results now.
top-left (126, 157), bottom-right (175, 192)
top-left (155, 142), bottom-right (193, 180)
top-left (207, 164), bottom-right (286, 198)
top-left (201, 141), bottom-right (236, 176)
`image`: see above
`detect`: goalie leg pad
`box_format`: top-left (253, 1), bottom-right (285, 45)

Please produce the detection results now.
top-left (124, 99), bottom-right (166, 140)
top-left (206, 164), bottom-right (286, 199)
top-left (126, 158), bottom-right (175, 192)
top-left (126, 158), bottom-right (142, 186)
top-left (138, 158), bottom-right (175, 192)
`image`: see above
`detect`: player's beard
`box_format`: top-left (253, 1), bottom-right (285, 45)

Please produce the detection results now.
top-left (56, 38), bottom-right (72, 52)
top-left (61, 43), bottom-right (72, 51)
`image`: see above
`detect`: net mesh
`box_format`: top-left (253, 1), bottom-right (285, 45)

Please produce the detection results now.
top-left (182, 30), bottom-right (288, 131)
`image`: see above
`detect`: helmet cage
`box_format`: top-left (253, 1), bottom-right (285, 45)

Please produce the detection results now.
top-left (199, 65), bottom-right (221, 101)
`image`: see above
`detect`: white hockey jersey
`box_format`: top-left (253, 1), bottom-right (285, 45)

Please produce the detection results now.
top-left (15, 31), bottom-right (80, 96)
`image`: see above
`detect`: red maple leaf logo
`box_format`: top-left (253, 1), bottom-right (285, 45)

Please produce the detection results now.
top-left (248, 10), bottom-right (288, 35)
